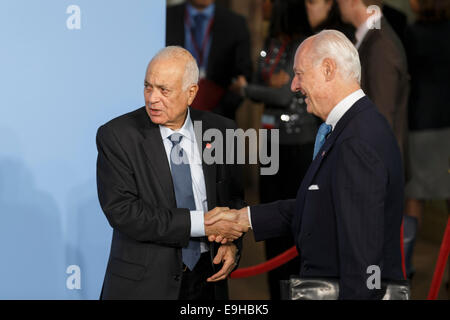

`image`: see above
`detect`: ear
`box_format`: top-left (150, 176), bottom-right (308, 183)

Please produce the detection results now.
top-left (187, 84), bottom-right (199, 106)
top-left (321, 58), bottom-right (337, 82)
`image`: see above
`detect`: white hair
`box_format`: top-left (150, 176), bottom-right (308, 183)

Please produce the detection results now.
top-left (150, 46), bottom-right (199, 90)
top-left (309, 30), bottom-right (361, 84)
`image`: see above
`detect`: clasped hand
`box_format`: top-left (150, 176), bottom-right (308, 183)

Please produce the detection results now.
top-left (204, 207), bottom-right (249, 244)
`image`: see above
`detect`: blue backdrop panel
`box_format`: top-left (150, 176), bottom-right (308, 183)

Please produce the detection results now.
top-left (0, 0), bottom-right (165, 299)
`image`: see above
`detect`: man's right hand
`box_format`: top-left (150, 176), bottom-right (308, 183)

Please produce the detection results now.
top-left (204, 207), bottom-right (247, 244)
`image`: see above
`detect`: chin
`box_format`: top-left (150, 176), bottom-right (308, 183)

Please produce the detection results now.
top-left (149, 114), bottom-right (166, 125)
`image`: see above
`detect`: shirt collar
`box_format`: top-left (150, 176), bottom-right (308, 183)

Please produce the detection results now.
top-left (186, 2), bottom-right (215, 21)
top-left (159, 108), bottom-right (195, 143)
top-left (355, 13), bottom-right (383, 49)
top-left (326, 89), bottom-right (365, 130)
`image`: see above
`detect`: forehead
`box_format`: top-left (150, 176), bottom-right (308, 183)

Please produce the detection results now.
top-left (294, 40), bottom-right (313, 70)
top-left (145, 58), bottom-right (185, 84)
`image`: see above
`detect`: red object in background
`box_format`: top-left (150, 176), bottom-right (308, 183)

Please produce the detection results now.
top-left (230, 246), bottom-right (298, 279)
top-left (230, 222), bottom-right (409, 280)
top-left (400, 220), bottom-right (407, 280)
top-left (191, 78), bottom-right (225, 111)
top-left (261, 124), bottom-right (275, 130)
top-left (427, 216), bottom-right (450, 300)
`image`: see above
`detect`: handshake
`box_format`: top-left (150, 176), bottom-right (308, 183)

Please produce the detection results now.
top-left (204, 207), bottom-right (250, 244)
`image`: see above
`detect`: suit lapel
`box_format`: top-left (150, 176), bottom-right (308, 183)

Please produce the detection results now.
top-left (293, 97), bottom-right (371, 235)
top-left (140, 110), bottom-right (177, 206)
top-left (190, 108), bottom-right (217, 210)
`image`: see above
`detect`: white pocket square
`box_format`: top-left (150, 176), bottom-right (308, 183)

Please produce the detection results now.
top-left (308, 184), bottom-right (319, 190)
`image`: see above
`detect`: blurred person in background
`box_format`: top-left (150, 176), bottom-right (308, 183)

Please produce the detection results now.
top-left (337, 0), bottom-right (409, 178)
top-left (382, 1), bottom-right (408, 44)
top-left (403, 0), bottom-right (450, 280)
top-left (166, 0), bottom-right (252, 120)
top-left (305, 0), bottom-right (355, 40)
top-left (231, 0), bottom-right (315, 300)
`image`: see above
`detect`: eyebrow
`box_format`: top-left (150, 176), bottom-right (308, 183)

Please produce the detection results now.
top-left (144, 81), bottom-right (170, 90)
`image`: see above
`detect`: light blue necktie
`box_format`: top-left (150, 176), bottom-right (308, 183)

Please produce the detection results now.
top-left (313, 123), bottom-right (332, 160)
top-left (169, 133), bottom-right (201, 271)
top-left (192, 13), bottom-right (207, 49)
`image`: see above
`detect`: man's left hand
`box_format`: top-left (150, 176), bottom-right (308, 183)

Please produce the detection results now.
top-left (206, 243), bottom-right (238, 282)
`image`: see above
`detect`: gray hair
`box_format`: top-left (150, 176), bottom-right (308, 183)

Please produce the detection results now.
top-left (150, 46), bottom-right (199, 90)
top-left (309, 30), bottom-right (361, 84)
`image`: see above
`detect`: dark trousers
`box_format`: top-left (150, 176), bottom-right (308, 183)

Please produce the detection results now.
top-left (178, 252), bottom-right (215, 300)
top-left (259, 143), bottom-right (314, 300)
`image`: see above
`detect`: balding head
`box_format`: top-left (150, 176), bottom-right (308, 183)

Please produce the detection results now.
top-left (144, 46), bottom-right (199, 130)
top-left (148, 46), bottom-right (199, 91)
top-left (291, 30), bottom-right (361, 121)
top-left (308, 30), bottom-right (361, 83)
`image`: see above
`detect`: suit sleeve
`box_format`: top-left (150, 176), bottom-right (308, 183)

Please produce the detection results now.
top-left (364, 40), bottom-right (401, 131)
top-left (250, 199), bottom-right (296, 241)
top-left (96, 124), bottom-right (191, 247)
top-left (332, 138), bottom-right (387, 300)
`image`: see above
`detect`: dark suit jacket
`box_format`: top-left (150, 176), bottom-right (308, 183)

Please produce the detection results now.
top-left (405, 20), bottom-right (450, 130)
top-left (96, 107), bottom-right (245, 299)
top-left (166, 3), bottom-right (252, 119)
top-left (358, 18), bottom-right (409, 162)
top-left (250, 96), bottom-right (405, 299)
top-left (382, 4), bottom-right (407, 45)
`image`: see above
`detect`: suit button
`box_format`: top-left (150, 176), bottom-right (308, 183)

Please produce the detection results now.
top-left (306, 233), bottom-right (312, 237)
top-left (173, 275), bottom-right (181, 281)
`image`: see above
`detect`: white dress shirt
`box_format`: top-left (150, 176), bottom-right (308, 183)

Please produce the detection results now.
top-left (247, 89), bottom-right (366, 227)
top-left (326, 89), bottom-right (366, 131)
top-left (159, 109), bottom-right (209, 252)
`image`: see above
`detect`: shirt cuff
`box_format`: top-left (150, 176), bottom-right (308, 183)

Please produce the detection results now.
top-left (247, 206), bottom-right (253, 229)
top-left (190, 210), bottom-right (205, 237)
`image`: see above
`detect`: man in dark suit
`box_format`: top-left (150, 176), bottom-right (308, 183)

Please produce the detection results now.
top-left (166, 0), bottom-right (252, 120)
top-left (96, 46), bottom-right (246, 299)
top-left (336, 0), bottom-right (409, 161)
top-left (382, 3), bottom-right (407, 44)
top-left (206, 30), bottom-right (405, 299)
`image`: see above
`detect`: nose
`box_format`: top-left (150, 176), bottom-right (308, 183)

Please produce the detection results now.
top-left (291, 76), bottom-right (301, 93)
top-left (150, 92), bottom-right (159, 104)
top-left (145, 88), bottom-right (160, 106)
